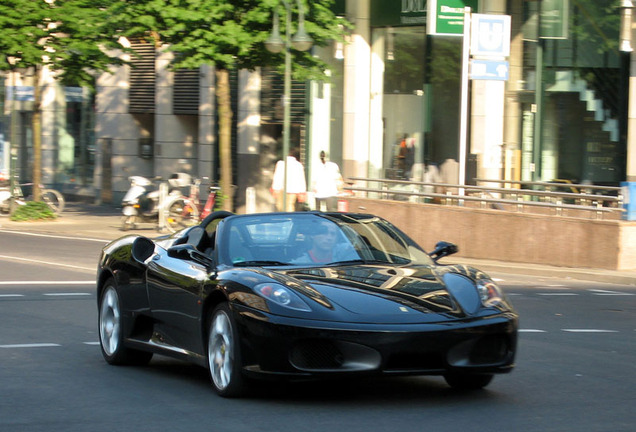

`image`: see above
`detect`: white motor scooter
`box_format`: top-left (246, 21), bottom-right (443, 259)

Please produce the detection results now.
top-left (0, 187), bottom-right (11, 214)
top-left (120, 173), bottom-right (199, 232)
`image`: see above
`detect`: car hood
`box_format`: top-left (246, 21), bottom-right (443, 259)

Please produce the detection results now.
top-left (278, 263), bottom-right (490, 323)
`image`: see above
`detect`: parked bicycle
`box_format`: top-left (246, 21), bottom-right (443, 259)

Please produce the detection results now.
top-left (186, 177), bottom-right (221, 221)
top-left (0, 182), bottom-right (65, 215)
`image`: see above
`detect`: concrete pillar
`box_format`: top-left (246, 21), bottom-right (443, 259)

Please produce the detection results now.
top-left (155, 46), bottom-right (198, 178)
top-left (343, 0), bottom-right (371, 182)
top-left (504, 0), bottom-right (524, 181)
top-left (198, 64), bottom-right (216, 185)
top-left (470, 0), bottom-right (507, 182)
top-left (629, 41), bottom-right (636, 182)
top-left (235, 69), bottom-right (265, 214)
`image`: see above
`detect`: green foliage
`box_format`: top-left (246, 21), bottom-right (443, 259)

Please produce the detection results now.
top-left (143, 0), bottom-right (351, 81)
top-left (569, 0), bottom-right (621, 56)
top-left (10, 201), bottom-right (57, 222)
top-left (0, 0), bottom-right (127, 89)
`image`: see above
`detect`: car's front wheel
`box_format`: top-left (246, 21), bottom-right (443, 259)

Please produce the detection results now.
top-left (207, 303), bottom-right (246, 397)
top-left (444, 372), bottom-right (494, 390)
top-left (98, 280), bottom-right (152, 365)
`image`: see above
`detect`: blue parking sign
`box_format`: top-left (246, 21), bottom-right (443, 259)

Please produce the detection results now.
top-left (471, 14), bottom-right (511, 58)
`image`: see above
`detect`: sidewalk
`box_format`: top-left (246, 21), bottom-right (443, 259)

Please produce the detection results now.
top-left (1, 201), bottom-right (635, 286)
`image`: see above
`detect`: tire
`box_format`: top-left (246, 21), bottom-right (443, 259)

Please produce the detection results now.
top-left (444, 373), bottom-right (494, 390)
top-left (98, 280), bottom-right (152, 365)
top-left (207, 303), bottom-right (247, 397)
top-left (165, 198), bottom-right (199, 233)
top-left (41, 189), bottom-right (65, 214)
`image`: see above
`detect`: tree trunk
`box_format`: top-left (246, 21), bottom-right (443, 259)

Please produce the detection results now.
top-left (216, 68), bottom-right (233, 212)
top-left (32, 65), bottom-right (42, 202)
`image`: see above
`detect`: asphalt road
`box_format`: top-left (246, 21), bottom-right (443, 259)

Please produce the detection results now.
top-left (1, 231), bottom-right (635, 432)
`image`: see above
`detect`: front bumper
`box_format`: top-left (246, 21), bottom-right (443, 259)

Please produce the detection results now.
top-left (234, 306), bottom-right (518, 379)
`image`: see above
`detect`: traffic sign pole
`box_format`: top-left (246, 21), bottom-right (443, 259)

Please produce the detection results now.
top-left (458, 7), bottom-right (471, 199)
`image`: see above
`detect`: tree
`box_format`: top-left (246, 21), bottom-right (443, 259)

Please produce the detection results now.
top-left (0, 0), bottom-right (126, 201)
top-left (130, 0), bottom-right (350, 211)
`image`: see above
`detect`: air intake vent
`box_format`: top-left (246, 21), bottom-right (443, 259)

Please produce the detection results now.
top-left (173, 69), bottom-right (200, 115)
top-left (260, 68), bottom-right (307, 123)
top-left (129, 40), bottom-right (155, 114)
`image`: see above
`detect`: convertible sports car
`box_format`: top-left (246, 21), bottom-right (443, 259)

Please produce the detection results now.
top-left (97, 211), bottom-right (518, 397)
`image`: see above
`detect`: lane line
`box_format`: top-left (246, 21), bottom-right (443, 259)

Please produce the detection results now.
top-left (589, 289), bottom-right (634, 296)
top-left (519, 329), bottom-right (547, 333)
top-left (538, 293), bottom-right (578, 296)
top-left (0, 281), bottom-right (94, 285)
top-left (562, 329), bottom-right (619, 333)
top-left (0, 230), bottom-right (108, 243)
top-left (44, 293), bottom-right (91, 297)
top-left (0, 254), bottom-right (94, 271)
top-left (83, 342), bottom-right (100, 346)
top-left (0, 343), bottom-right (61, 348)
top-left (0, 294), bottom-right (24, 297)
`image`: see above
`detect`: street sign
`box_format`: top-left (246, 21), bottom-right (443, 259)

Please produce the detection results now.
top-left (470, 59), bottom-right (509, 81)
top-left (470, 14), bottom-right (511, 58)
top-left (427, 0), bottom-right (479, 36)
top-left (541, 0), bottom-right (569, 39)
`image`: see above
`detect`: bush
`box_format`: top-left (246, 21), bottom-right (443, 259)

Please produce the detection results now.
top-left (10, 201), bottom-right (57, 221)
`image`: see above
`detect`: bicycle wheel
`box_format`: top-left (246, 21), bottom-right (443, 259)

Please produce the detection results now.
top-left (42, 189), bottom-right (65, 214)
top-left (165, 198), bottom-right (199, 232)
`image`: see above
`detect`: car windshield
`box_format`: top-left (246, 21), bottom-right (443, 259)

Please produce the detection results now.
top-left (217, 213), bottom-right (435, 267)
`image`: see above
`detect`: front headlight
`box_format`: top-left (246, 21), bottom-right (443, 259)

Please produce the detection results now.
top-left (476, 279), bottom-right (504, 307)
top-left (254, 283), bottom-right (311, 312)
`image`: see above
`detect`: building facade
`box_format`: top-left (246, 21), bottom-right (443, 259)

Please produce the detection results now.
top-left (2, 0), bottom-right (634, 215)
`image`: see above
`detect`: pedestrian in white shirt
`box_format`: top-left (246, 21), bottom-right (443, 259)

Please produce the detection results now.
top-left (271, 147), bottom-right (307, 212)
top-left (313, 151), bottom-right (343, 211)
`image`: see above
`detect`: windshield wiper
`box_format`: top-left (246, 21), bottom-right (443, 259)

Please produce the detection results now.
top-left (232, 260), bottom-right (291, 267)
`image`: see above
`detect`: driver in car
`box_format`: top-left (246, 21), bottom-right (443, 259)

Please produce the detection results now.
top-left (293, 221), bottom-right (357, 264)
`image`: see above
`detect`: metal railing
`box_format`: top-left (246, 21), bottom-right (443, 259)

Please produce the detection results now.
top-left (344, 177), bottom-right (625, 220)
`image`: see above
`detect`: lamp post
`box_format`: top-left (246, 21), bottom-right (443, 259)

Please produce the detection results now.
top-left (7, 57), bottom-right (19, 214)
top-left (265, 0), bottom-right (313, 210)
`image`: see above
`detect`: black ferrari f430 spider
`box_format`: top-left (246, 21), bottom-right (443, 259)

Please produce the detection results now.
top-left (97, 211), bottom-right (518, 397)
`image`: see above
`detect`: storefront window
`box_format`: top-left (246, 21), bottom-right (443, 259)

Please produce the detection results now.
top-left (521, 0), bottom-right (623, 185)
top-left (376, 26), bottom-right (462, 182)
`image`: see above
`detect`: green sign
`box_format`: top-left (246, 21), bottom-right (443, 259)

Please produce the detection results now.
top-left (540, 0), bottom-right (569, 39)
top-left (427, 0), bottom-right (479, 36)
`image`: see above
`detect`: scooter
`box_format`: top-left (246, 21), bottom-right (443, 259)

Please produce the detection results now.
top-left (0, 187), bottom-right (11, 214)
top-left (120, 173), bottom-right (199, 232)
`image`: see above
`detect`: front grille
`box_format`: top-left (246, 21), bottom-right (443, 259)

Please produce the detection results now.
top-left (290, 340), bottom-right (344, 370)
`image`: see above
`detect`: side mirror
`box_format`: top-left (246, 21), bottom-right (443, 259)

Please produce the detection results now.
top-left (429, 241), bottom-right (458, 262)
top-left (168, 244), bottom-right (214, 270)
top-left (132, 237), bottom-right (155, 264)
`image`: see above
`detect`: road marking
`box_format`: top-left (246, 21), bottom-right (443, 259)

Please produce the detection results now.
top-left (0, 230), bottom-right (108, 243)
top-left (44, 293), bottom-right (91, 297)
top-left (83, 342), bottom-right (100, 346)
top-left (0, 281), bottom-right (94, 285)
top-left (562, 329), bottom-right (619, 333)
top-left (0, 343), bottom-right (61, 348)
top-left (589, 289), bottom-right (634, 296)
top-left (538, 293), bottom-right (578, 296)
top-left (0, 254), bottom-right (94, 271)
top-left (519, 329), bottom-right (546, 333)
top-left (0, 294), bottom-right (24, 297)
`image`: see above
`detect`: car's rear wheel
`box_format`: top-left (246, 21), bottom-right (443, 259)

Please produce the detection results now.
top-left (207, 303), bottom-right (246, 397)
top-left (444, 372), bottom-right (494, 390)
top-left (98, 280), bottom-right (152, 365)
